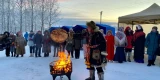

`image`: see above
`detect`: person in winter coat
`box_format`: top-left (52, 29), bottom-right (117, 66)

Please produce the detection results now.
top-left (4, 31), bottom-right (12, 57)
top-left (73, 31), bottom-right (82, 59)
top-left (114, 27), bottom-right (127, 63)
top-left (82, 29), bottom-right (89, 59)
top-left (42, 30), bottom-right (51, 57)
top-left (124, 26), bottom-right (133, 62)
top-left (24, 32), bottom-right (28, 42)
top-left (85, 21), bottom-right (107, 80)
top-left (10, 32), bottom-right (16, 57)
top-left (15, 31), bottom-right (26, 57)
top-left (145, 26), bottom-right (159, 66)
top-left (66, 29), bottom-right (74, 58)
top-left (28, 30), bottom-right (35, 57)
top-left (105, 30), bottom-right (114, 62)
top-left (133, 25), bottom-right (145, 63)
top-left (34, 31), bottom-right (43, 57)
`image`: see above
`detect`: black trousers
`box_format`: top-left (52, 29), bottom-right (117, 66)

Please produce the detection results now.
top-left (11, 48), bottom-right (16, 57)
top-left (90, 67), bottom-right (103, 73)
top-left (54, 46), bottom-right (59, 57)
top-left (35, 47), bottom-right (41, 57)
top-left (67, 50), bottom-right (74, 58)
top-left (44, 52), bottom-right (49, 57)
top-left (30, 46), bottom-right (35, 53)
top-left (75, 49), bottom-right (80, 59)
top-left (6, 47), bottom-right (10, 57)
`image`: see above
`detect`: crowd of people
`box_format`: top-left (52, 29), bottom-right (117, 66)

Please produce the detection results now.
top-left (84, 21), bottom-right (160, 80)
top-left (1, 21), bottom-right (160, 80)
top-left (105, 25), bottom-right (160, 67)
top-left (1, 28), bottom-right (84, 59)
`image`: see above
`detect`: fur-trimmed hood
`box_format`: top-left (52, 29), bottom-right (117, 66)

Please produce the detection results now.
top-left (94, 26), bottom-right (100, 32)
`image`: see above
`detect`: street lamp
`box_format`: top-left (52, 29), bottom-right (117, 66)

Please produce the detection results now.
top-left (100, 11), bottom-right (103, 24)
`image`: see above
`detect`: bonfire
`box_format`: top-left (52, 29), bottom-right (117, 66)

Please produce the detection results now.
top-left (49, 28), bottom-right (72, 80)
top-left (51, 52), bottom-right (71, 74)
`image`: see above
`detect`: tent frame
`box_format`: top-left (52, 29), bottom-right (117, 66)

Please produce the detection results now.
top-left (118, 3), bottom-right (160, 30)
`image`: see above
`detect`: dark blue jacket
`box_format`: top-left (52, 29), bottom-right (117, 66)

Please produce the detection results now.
top-left (145, 31), bottom-right (159, 55)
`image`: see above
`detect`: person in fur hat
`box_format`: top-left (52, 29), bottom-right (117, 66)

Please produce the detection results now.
top-left (105, 30), bottom-right (114, 62)
top-left (34, 31), bottom-right (43, 57)
top-left (133, 25), bottom-right (145, 63)
top-left (124, 26), bottom-right (133, 62)
top-left (15, 31), bottom-right (27, 57)
top-left (28, 30), bottom-right (35, 57)
top-left (66, 28), bottom-right (74, 58)
top-left (42, 30), bottom-right (51, 57)
top-left (145, 26), bottom-right (159, 66)
top-left (114, 27), bottom-right (127, 63)
top-left (10, 32), bottom-right (16, 57)
top-left (3, 31), bottom-right (12, 57)
top-left (85, 21), bottom-right (107, 80)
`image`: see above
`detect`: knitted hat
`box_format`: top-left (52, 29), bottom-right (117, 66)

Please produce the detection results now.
top-left (152, 26), bottom-right (158, 30)
top-left (86, 21), bottom-right (96, 30)
top-left (118, 27), bottom-right (124, 32)
top-left (107, 30), bottom-right (112, 34)
top-left (136, 25), bottom-right (142, 30)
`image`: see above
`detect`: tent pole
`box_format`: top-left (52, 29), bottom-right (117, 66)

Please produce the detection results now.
top-left (132, 21), bottom-right (134, 30)
top-left (118, 22), bottom-right (119, 28)
top-left (154, 19), bottom-right (156, 24)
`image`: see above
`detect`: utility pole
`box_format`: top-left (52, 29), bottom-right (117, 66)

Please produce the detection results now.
top-left (100, 11), bottom-right (103, 24)
top-left (41, 0), bottom-right (44, 32)
top-left (20, 0), bottom-right (23, 32)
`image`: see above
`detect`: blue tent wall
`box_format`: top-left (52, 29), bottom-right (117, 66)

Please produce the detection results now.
top-left (96, 24), bottom-right (115, 36)
top-left (61, 26), bottom-right (72, 32)
top-left (73, 25), bottom-right (87, 32)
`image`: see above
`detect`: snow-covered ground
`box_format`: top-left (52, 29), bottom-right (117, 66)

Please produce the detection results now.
top-left (0, 46), bottom-right (160, 80)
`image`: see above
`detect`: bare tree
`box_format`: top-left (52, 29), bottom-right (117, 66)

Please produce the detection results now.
top-left (0, 0), bottom-right (60, 33)
top-left (48, 0), bottom-right (60, 28)
top-left (1, 0), bottom-right (5, 33)
top-left (7, 0), bottom-right (11, 31)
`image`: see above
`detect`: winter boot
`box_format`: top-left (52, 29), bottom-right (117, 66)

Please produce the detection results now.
top-left (14, 53), bottom-right (16, 57)
top-left (151, 60), bottom-right (155, 66)
top-left (147, 60), bottom-right (151, 66)
top-left (21, 54), bottom-right (23, 57)
top-left (39, 54), bottom-right (41, 57)
top-left (128, 58), bottom-right (131, 62)
top-left (16, 54), bottom-right (19, 58)
top-left (44, 53), bottom-right (46, 57)
top-left (98, 72), bottom-right (104, 80)
top-left (127, 52), bottom-right (131, 62)
top-left (85, 70), bottom-right (95, 80)
top-left (47, 53), bottom-right (49, 57)
top-left (11, 52), bottom-right (13, 57)
top-left (35, 53), bottom-right (37, 57)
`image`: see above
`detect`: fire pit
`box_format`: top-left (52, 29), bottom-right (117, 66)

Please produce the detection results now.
top-left (50, 52), bottom-right (72, 80)
top-left (50, 29), bottom-right (72, 80)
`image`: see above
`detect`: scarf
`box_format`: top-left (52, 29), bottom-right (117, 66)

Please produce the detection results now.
top-left (116, 31), bottom-right (125, 40)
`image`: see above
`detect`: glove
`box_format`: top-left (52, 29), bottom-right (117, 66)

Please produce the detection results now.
top-left (101, 51), bottom-right (108, 56)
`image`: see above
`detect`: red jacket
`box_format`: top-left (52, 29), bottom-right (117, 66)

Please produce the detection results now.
top-left (125, 27), bottom-right (133, 49)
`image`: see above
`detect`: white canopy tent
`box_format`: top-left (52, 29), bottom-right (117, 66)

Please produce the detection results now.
top-left (118, 3), bottom-right (160, 29)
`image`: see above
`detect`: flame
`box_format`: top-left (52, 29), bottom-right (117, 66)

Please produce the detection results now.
top-left (52, 52), bottom-right (71, 74)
